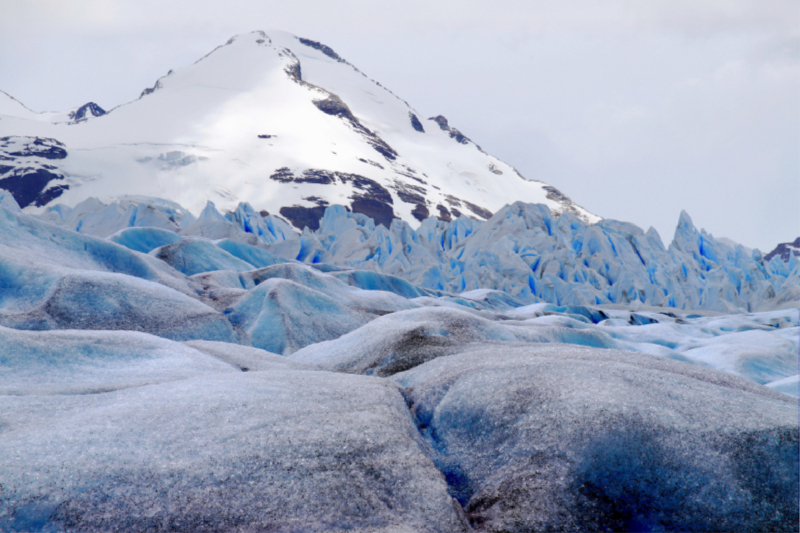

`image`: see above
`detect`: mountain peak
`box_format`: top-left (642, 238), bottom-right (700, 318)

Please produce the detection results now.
top-left (0, 31), bottom-right (599, 229)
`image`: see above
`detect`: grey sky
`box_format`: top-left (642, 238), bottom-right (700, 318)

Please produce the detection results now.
top-left (1, 0), bottom-right (798, 252)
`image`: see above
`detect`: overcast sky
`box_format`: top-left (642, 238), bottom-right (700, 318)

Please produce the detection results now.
top-left (1, 0), bottom-right (798, 252)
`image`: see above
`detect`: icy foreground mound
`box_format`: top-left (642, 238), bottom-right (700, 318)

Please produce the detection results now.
top-left (1, 326), bottom-right (797, 531)
top-left (0, 201), bottom-right (798, 531)
top-left (393, 345), bottom-right (798, 532)
top-left (1, 338), bottom-right (470, 531)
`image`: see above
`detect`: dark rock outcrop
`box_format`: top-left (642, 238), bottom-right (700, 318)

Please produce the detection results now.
top-left (0, 137), bottom-right (69, 208)
top-left (298, 37), bottom-right (344, 62)
top-left (429, 115), bottom-right (471, 145)
top-left (409, 112), bottom-right (425, 133)
top-left (0, 170), bottom-right (68, 208)
top-left (68, 102), bottom-right (105, 122)
top-left (269, 168), bottom-right (396, 229)
top-left (280, 205), bottom-right (329, 231)
top-left (411, 203), bottom-right (430, 221)
top-left (765, 237), bottom-right (800, 263)
top-left (0, 136), bottom-right (66, 160)
top-left (462, 200), bottom-right (493, 220)
top-left (312, 95), bottom-right (398, 162)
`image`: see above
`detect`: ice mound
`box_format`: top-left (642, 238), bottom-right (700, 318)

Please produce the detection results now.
top-left (184, 340), bottom-right (317, 372)
top-left (215, 238), bottom-right (286, 269)
top-left (226, 278), bottom-right (372, 354)
top-left (1, 370), bottom-right (469, 532)
top-left (392, 344), bottom-right (799, 532)
top-left (1, 204), bottom-right (162, 279)
top-left (151, 238), bottom-right (256, 276)
top-left (766, 374), bottom-right (800, 397)
top-left (331, 269), bottom-right (429, 299)
top-left (237, 262), bottom-right (416, 313)
top-left (290, 302), bottom-right (799, 389)
top-left (0, 326), bottom-right (234, 395)
top-left (108, 226), bottom-right (183, 253)
top-left (0, 269), bottom-right (237, 342)
top-left (0, 204), bottom-right (197, 299)
top-left (291, 306), bottom-right (517, 375)
top-left (592, 308), bottom-right (800, 386)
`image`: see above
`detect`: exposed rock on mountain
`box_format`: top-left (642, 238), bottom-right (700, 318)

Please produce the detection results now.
top-left (766, 236), bottom-right (800, 263)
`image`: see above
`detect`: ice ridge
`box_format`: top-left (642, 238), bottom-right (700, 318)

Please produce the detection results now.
top-left (37, 195), bottom-right (797, 313)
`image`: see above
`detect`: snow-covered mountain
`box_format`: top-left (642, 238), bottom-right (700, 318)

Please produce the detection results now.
top-left (0, 30), bottom-right (597, 230)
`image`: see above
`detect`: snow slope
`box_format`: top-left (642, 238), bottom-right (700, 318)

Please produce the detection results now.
top-left (0, 31), bottom-right (597, 230)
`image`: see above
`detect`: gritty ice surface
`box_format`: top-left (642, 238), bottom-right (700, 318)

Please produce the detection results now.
top-left (292, 304), bottom-right (799, 393)
top-left (0, 326), bottom-right (234, 395)
top-left (1, 366), bottom-right (469, 531)
top-left (392, 344), bottom-right (799, 532)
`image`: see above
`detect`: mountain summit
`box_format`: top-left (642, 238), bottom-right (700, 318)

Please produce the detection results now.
top-left (0, 31), bottom-right (598, 229)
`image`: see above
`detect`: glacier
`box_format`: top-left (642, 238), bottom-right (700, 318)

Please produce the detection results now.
top-left (0, 195), bottom-right (797, 531)
top-left (33, 193), bottom-right (799, 313)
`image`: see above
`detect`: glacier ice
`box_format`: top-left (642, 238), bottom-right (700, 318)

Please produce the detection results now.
top-left (0, 198), bottom-right (797, 531)
top-left (0, 188), bottom-right (21, 211)
top-left (1, 27), bottom-right (797, 530)
top-left (291, 301), bottom-right (799, 390)
top-left (32, 196), bottom-right (799, 313)
top-left (151, 238), bottom-right (257, 276)
top-left (291, 306), bottom-right (519, 376)
top-left (214, 238), bottom-right (286, 269)
top-left (262, 202), bottom-right (800, 313)
top-left (108, 226), bottom-right (183, 253)
top-left (0, 326), bottom-right (234, 395)
top-left (0, 364), bottom-right (469, 531)
top-left (226, 277), bottom-right (372, 354)
top-left (0, 268), bottom-right (238, 342)
top-left (392, 344), bottom-right (798, 532)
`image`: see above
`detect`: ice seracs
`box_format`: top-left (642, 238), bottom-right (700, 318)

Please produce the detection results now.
top-left (25, 194), bottom-right (800, 313)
